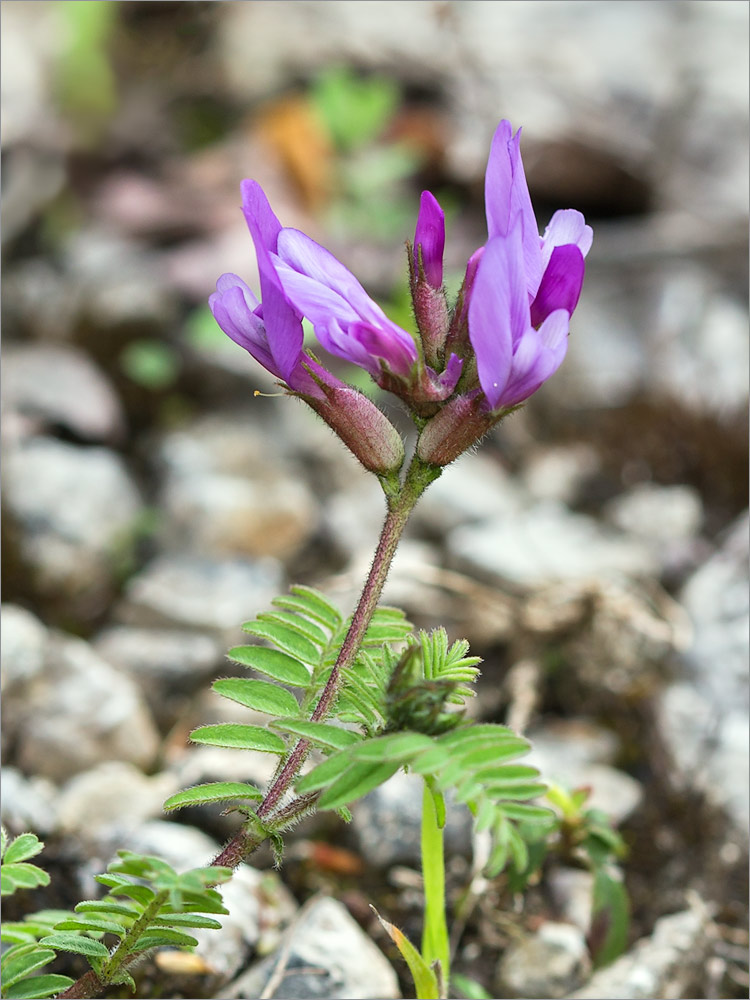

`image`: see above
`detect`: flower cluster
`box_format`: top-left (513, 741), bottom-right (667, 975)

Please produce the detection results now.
top-left (210, 119), bottom-right (591, 472)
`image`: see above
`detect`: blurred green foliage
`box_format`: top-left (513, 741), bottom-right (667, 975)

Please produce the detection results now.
top-left (55, 1), bottom-right (118, 133)
top-left (119, 339), bottom-right (180, 391)
top-left (311, 66), bottom-right (400, 154)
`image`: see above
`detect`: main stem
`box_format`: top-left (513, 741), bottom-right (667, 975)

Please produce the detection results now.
top-left (213, 455), bottom-right (441, 869)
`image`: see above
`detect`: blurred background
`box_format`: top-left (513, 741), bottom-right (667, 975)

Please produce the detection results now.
top-left (2, 2), bottom-right (748, 998)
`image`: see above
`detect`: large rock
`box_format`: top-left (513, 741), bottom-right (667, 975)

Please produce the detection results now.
top-left (497, 920), bottom-right (591, 999)
top-left (10, 630), bottom-right (159, 783)
top-left (226, 895), bottom-right (400, 999)
top-left (568, 902), bottom-right (711, 999)
top-left (116, 553), bottom-right (283, 638)
top-left (657, 513), bottom-right (749, 836)
top-left (3, 437), bottom-right (143, 621)
top-left (157, 415), bottom-right (320, 561)
top-left (449, 501), bottom-right (656, 588)
top-left (2, 344), bottom-right (125, 443)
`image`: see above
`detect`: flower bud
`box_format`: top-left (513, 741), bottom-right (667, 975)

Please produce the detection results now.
top-left (311, 385), bottom-right (405, 476)
top-left (416, 392), bottom-right (496, 467)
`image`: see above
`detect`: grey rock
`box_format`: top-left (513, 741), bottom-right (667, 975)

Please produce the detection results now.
top-left (66, 229), bottom-right (174, 333)
top-left (521, 445), bottom-right (601, 506)
top-left (56, 761), bottom-right (178, 837)
top-left (568, 902), bottom-right (711, 999)
top-left (497, 920), bottom-right (591, 999)
top-left (3, 345), bottom-right (124, 443)
top-left (548, 867), bottom-right (596, 934)
top-left (648, 269), bottom-right (749, 417)
top-left (226, 895), bottom-right (400, 1000)
top-left (12, 632), bottom-right (159, 783)
top-left (116, 554), bottom-right (283, 636)
top-left (92, 626), bottom-right (223, 730)
top-left (1, 604), bottom-right (48, 693)
top-left (657, 513), bottom-right (749, 834)
top-left (526, 719), bottom-right (642, 826)
top-left (603, 484), bottom-right (703, 545)
top-left (415, 451), bottom-right (525, 534)
top-left (193, 865), bottom-right (298, 981)
top-left (350, 769), bottom-right (472, 869)
top-left (157, 416), bottom-right (320, 562)
top-left (0, 766), bottom-right (59, 836)
top-left (3, 437), bottom-right (143, 619)
top-left (115, 819), bottom-right (221, 871)
top-left (449, 501), bottom-right (657, 588)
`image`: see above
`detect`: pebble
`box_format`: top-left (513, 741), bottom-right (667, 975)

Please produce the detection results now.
top-left (603, 483), bottom-right (703, 545)
top-left (158, 416), bottom-right (320, 561)
top-left (2, 344), bottom-right (125, 443)
top-left (496, 920), bottom-right (590, 999)
top-left (56, 761), bottom-right (178, 838)
top-left (3, 437), bottom-right (143, 621)
top-left (0, 766), bottom-right (59, 836)
top-left (225, 895), bottom-right (400, 1000)
top-left (548, 866), bottom-right (595, 933)
top-left (1, 604), bottom-right (48, 693)
top-left (116, 554), bottom-right (283, 637)
top-left (568, 902), bottom-right (711, 999)
top-left (449, 501), bottom-right (657, 588)
top-left (93, 625), bottom-right (223, 730)
top-left (658, 512), bottom-right (749, 834)
top-left (12, 631), bottom-right (159, 783)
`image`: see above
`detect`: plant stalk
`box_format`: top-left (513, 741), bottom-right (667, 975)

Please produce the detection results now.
top-left (421, 781), bottom-right (450, 993)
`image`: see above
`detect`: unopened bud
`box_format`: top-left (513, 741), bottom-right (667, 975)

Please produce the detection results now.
top-left (313, 386), bottom-right (405, 476)
top-left (416, 392), bottom-right (495, 467)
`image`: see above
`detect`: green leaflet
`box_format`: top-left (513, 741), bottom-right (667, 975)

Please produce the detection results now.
top-left (3, 974), bottom-right (75, 999)
top-left (317, 761), bottom-right (400, 810)
top-left (133, 928), bottom-right (198, 950)
top-left (1, 835), bottom-right (44, 866)
top-left (163, 781), bottom-right (263, 812)
top-left (273, 586), bottom-right (342, 629)
top-left (242, 622), bottom-right (321, 665)
top-left (190, 723), bottom-right (286, 754)
top-left (255, 610), bottom-right (329, 646)
top-left (1, 945), bottom-right (57, 990)
top-left (226, 646), bottom-right (310, 687)
top-left (38, 934), bottom-right (109, 958)
top-left (212, 678), bottom-right (300, 717)
top-left (270, 720), bottom-right (364, 751)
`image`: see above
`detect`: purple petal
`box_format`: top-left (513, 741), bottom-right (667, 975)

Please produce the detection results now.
top-left (209, 279), bottom-right (278, 376)
top-left (239, 181), bottom-right (304, 380)
top-left (530, 245), bottom-right (585, 327)
top-left (437, 352), bottom-right (463, 394)
top-left (413, 190), bottom-right (445, 289)
top-left (484, 121), bottom-right (542, 297)
top-left (468, 232), bottom-right (529, 409)
top-left (499, 309), bottom-right (570, 408)
top-left (349, 322), bottom-right (417, 377)
top-left (273, 228), bottom-right (418, 374)
top-left (540, 209), bottom-right (593, 269)
top-left (277, 229), bottom-right (386, 329)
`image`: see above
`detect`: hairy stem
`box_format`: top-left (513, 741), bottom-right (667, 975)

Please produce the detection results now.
top-left (219, 455), bottom-right (441, 852)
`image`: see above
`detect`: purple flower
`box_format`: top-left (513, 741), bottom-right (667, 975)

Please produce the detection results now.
top-left (413, 190), bottom-right (445, 290)
top-left (467, 120), bottom-right (592, 411)
top-left (209, 183), bottom-right (405, 476)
